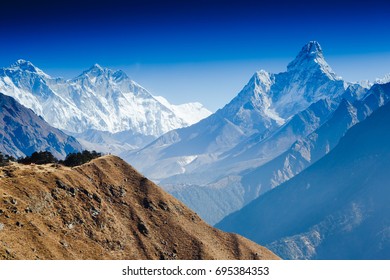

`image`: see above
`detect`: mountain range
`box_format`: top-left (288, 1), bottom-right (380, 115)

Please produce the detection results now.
top-left (124, 41), bottom-right (377, 225)
top-left (125, 42), bottom-right (348, 181)
top-left (239, 82), bottom-right (390, 204)
top-left (217, 100), bottom-right (390, 259)
top-left (0, 60), bottom-right (211, 153)
top-left (2, 40), bottom-right (390, 260)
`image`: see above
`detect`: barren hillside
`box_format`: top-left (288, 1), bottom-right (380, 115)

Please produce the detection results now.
top-left (0, 155), bottom-right (278, 260)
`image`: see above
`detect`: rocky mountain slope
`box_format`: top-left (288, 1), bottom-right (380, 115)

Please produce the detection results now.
top-left (0, 155), bottom-right (278, 260)
top-left (0, 92), bottom-right (82, 159)
top-left (217, 101), bottom-right (390, 259)
top-left (240, 82), bottom-right (390, 200)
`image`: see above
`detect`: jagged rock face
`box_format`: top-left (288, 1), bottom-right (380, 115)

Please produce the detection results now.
top-left (210, 41), bottom-right (346, 139)
top-left (0, 92), bottom-right (82, 159)
top-left (0, 156), bottom-right (279, 260)
top-left (0, 60), bottom-right (211, 136)
top-left (217, 101), bottom-right (390, 260)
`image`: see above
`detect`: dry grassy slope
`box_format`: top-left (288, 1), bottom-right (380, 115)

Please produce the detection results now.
top-left (0, 155), bottom-right (279, 260)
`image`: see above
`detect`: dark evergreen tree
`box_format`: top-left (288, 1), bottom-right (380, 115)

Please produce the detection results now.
top-left (18, 151), bottom-right (58, 165)
top-left (0, 152), bottom-right (14, 166)
top-left (60, 150), bottom-right (102, 167)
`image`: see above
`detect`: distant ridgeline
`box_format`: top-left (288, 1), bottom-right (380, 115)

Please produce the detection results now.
top-left (1, 150), bottom-right (102, 167)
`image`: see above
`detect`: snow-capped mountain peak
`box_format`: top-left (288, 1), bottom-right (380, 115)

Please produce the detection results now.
top-left (303, 40), bottom-right (322, 54)
top-left (8, 59), bottom-right (51, 78)
top-left (290, 41), bottom-right (323, 63)
top-left (77, 64), bottom-right (130, 84)
top-left (11, 59), bottom-right (37, 69)
top-left (287, 41), bottom-right (339, 80)
top-left (91, 63), bottom-right (103, 69)
top-left (79, 63), bottom-right (109, 78)
top-left (234, 70), bottom-right (273, 104)
top-left (225, 41), bottom-right (347, 127)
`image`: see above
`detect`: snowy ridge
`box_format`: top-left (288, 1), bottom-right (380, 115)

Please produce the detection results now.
top-left (376, 73), bottom-right (390, 84)
top-left (286, 41), bottom-right (340, 80)
top-left (153, 95), bottom-right (211, 125)
top-left (0, 61), bottom-right (211, 138)
top-left (9, 59), bottom-right (52, 79)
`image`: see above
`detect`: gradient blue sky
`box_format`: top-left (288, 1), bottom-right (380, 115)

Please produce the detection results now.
top-left (1, 0), bottom-right (390, 111)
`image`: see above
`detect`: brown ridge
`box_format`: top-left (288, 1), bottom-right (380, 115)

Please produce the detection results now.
top-left (0, 155), bottom-right (279, 260)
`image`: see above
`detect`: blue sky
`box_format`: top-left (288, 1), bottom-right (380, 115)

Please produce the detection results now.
top-left (1, 0), bottom-right (390, 111)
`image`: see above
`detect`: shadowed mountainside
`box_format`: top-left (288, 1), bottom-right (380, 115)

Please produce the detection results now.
top-left (0, 92), bottom-right (82, 159)
top-left (217, 101), bottom-right (390, 259)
